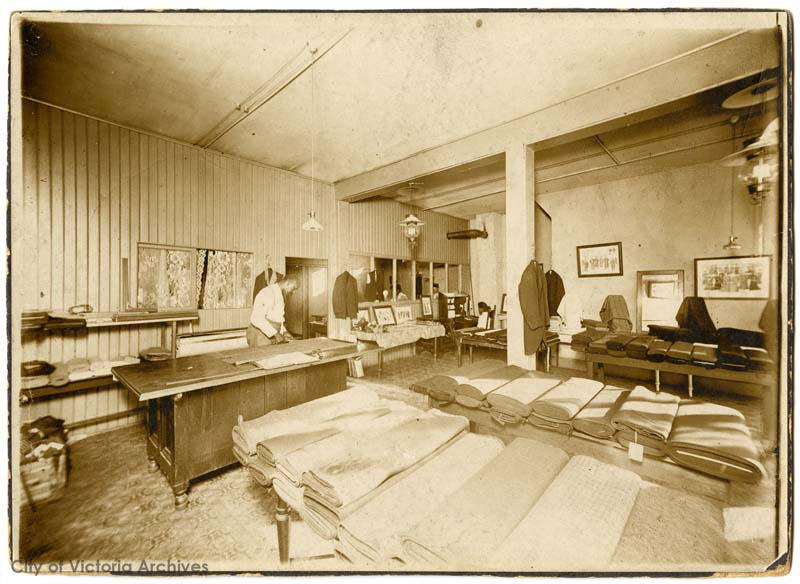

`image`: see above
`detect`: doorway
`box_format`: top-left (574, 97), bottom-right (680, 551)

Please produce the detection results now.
top-left (284, 257), bottom-right (329, 339)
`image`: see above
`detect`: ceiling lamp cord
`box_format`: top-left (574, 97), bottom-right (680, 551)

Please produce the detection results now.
top-left (303, 49), bottom-right (323, 232)
top-left (724, 118), bottom-right (742, 251)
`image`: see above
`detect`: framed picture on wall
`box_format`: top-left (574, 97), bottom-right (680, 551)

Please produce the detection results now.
top-left (421, 295), bottom-right (433, 316)
top-left (373, 306), bottom-right (397, 326)
top-left (694, 255), bottom-right (771, 299)
top-left (576, 242), bottom-right (623, 277)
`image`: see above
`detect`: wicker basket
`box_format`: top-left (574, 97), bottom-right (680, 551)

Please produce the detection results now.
top-left (21, 450), bottom-right (68, 506)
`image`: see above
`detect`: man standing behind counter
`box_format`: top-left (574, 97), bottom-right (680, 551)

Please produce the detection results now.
top-left (248, 278), bottom-right (299, 346)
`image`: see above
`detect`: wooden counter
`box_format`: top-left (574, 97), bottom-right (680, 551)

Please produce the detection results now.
top-left (112, 337), bottom-right (358, 508)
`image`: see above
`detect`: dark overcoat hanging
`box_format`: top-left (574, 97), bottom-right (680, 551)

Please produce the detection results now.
top-left (518, 261), bottom-right (549, 355)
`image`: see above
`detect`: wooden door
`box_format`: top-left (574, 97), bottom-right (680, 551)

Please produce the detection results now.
top-left (284, 265), bottom-right (306, 338)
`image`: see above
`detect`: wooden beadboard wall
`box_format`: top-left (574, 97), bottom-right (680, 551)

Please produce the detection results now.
top-left (348, 198), bottom-right (469, 263)
top-left (15, 100), bottom-right (336, 436)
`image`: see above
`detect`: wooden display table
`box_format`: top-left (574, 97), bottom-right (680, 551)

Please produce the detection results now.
top-left (113, 338), bottom-right (359, 508)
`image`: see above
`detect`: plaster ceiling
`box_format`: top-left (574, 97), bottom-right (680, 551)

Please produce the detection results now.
top-left (20, 12), bottom-right (766, 184)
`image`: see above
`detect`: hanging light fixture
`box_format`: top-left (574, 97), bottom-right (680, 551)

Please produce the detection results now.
top-left (303, 47), bottom-right (324, 232)
top-left (397, 182), bottom-right (425, 252)
top-left (720, 117), bottom-right (779, 205)
top-left (722, 118), bottom-right (742, 251)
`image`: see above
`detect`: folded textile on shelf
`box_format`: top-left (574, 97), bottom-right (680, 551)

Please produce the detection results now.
top-left (606, 333), bottom-right (639, 357)
top-left (718, 343), bottom-right (749, 370)
top-left (587, 334), bottom-right (616, 355)
top-left (646, 339), bottom-right (672, 362)
top-left (526, 412), bottom-right (572, 435)
top-left (531, 377), bottom-right (604, 421)
top-left (646, 325), bottom-right (695, 343)
top-left (48, 363), bottom-right (70, 387)
top-left (65, 358), bottom-right (90, 373)
top-left (666, 399), bottom-right (766, 483)
top-left (336, 433), bottom-right (504, 565)
top-left (454, 365), bottom-right (527, 408)
top-left (570, 328), bottom-right (607, 351)
top-left (486, 374), bottom-right (563, 419)
top-left (400, 438), bottom-right (569, 568)
top-left (743, 347), bottom-right (774, 371)
top-left (488, 455), bottom-right (641, 571)
top-left (666, 341), bottom-right (695, 364)
top-left (717, 327), bottom-right (765, 349)
top-left (232, 387), bottom-right (381, 456)
top-left (300, 409), bottom-right (468, 508)
top-left (691, 343), bottom-right (718, 368)
top-left (572, 386), bottom-right (632, 439)
top-left (611, 386), bottom-right (680, 457)
top-left (625, 336), bottom-right (655, 360)
top-left (411, 359), bottom-right (506, 402)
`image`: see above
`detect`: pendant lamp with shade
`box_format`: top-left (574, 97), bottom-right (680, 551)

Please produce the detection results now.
top-left (398, 182), bottom-right (425, 253)
top-left (302, 48), bottom-right (324, 232)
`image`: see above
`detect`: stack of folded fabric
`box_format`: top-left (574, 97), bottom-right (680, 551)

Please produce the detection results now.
top-left (47, 363), bottom-right (70, 387)
top-left (290, 408), bottom-right (468, 539)
top-left (606, 333), bottom-right (639, 357)
top-left (718, 327), bottom-right (765, 348)
top-left (488, 455), bottom-right (641, 571)
top-left (717, 343), bottom-right (749, 370)
top-left (336, 433), bottom-right (504, 565)
top-left (667, 399), bottom-right (766, 483)
top-left (528, 377), bottom-right (605, 434)
top-left (691, 343), bottom-right (718, 368)
top-left (646, 339), bottom-right (672, 362)
top-left (625, 335), bottom-right (654, 360)
top-left (587, 334), bottom-right (616, 355)
top-left (647, 325), bottom-right (695, 342)
top-left (666, 341), bottom-right (694, 364)
top-left (611, 386), bottom-right (680, 457)
top-left (485, 374), bottom-right (563, 425)
top-left (742, 347), bottom-right (774, 371)
top-left (231, 387), bottom-right (382, 457)
top-left (410, 359), bottom-right (505, 402)
top-left (20, 361), bottom-right (55, 390)
top-left (400, 438), bottom-right (569, 568)
top-left (454, 365), bottom-right (527, 408)
top-left (572, 385), bottom-right (631, 439)
top-left (570, 328), bottom-right (607, 352)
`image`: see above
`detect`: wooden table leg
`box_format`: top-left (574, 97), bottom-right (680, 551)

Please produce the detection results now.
top-left (597, 363), bottom-right (605, 383)
top-left (586, 358), bottom-right (594, 378)
top-left (377, 350), bottom-right (383, 378)
top-left (433, 337), bottom-right (438, 361)
top-left (457, 338), bottom-right (463, 367)
top-left (688, 373), bottom-right (693, 398)
top-left (554, 344), bottom-right (559, 368)
top-left (469, 345), bottom-right (474, 364)
top-left (545, 346), bottom-right (551, 373)
top-left (274, 489), bottom-right (290, 564)
top-left (655, 370), bottom-right (661, 392)
top-left (172, 481), bottom-right (189, 510)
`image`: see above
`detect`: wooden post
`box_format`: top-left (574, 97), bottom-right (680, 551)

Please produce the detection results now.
top-left (392, 258), bottom-right (397, 301)
top-left (458, 264), bottom-right (463, 293)
top-left (429, 262), bottom-right (434, 295)
top-left (444, 263), bottom-right (449, 293)
top-left (505, 143), bottom-right (537, 370)
top-left (411, 260), bottom-right (416, 300)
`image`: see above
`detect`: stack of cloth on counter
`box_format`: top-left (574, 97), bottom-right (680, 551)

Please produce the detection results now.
top-left (611, 386), bottom-right (680, 457)
top-left (410, 359), bottom-right (505, 403)
top-left (528, 377), bottom-right (605, 434)
top-left (66, 356), bottom-right (140, 381)
top-left (646, 339), bottom-right (672, 362)
top-left (625, 335), bottom-right (654, 359)
top-left (587, 334), bottom-right (617, 355)
top-left (666, 341), bottom-right (694, 365)
top-left (454, 365), bottom-right (527, 408)
top-left (606, 333), bottom-right (639, 357)
top-left (571, 385), bottom-right (632, 439)
top-left (666, 399), bottom-right (766, 483)
top-left (691, 343), bottom-right (718, 368)
top-left (20, 361), bottom-right (55, 390)
top-left (486, 374), bottom-right (563, 425)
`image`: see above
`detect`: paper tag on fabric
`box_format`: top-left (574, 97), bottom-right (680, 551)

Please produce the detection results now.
top-left (628, 441), bottom-right (644, 462)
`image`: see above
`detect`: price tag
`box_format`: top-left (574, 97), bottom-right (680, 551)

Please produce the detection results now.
top-left (628, 441), bottom-right (644, 462)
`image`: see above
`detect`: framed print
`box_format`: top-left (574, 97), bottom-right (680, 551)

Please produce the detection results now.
top-left (695, 255), bottom-right (770, 299)
top-left (421, 295), bottom-right (433, 316)
top-left (500, 293), bottom-right (507, 314)
top-left (394, 305), bottom-right (413, 323)
top-left (356, 308), bottom-right (371, 324)
top-left (373, 306), bottom-right (397, 326)
top-left (577, 242), bottom-right (623, 277)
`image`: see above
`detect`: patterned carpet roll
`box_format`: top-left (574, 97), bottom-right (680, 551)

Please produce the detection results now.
top-left (299, 409), bottom-right (468, 508)
top-left (231, 387), bottom-right (381, 455)
top-left (455, 365), bottom-right (527, 408)
top-left (486, 374), bottom-right (564, 419)
top-left (572, 386), bottom-right (631, 439)
top-left (400, 438), bottom-right (569, 568)
top-left (530, 377), bottom-right (604, 421)
top-left (488, 455), bottom-right (641, 571)
top-left (337, 433), bottom-right (504, 565)
top-left (611, 386), bottom-right (680, 458)
top-left (414, 359), bottom-right (507, 402)
top-left (666, 399), bottom-right (766, 483)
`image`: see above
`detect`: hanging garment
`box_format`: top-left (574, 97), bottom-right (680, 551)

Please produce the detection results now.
top-left (332, 271), bottom-right (359, 319)
top-left (598, 295), bottom-right (632, 332)
top-left (545, 270), bottom-right (565, 318)
top-left (675, 297), bottom-right (717, 343)
top-left (252, 268), bottom-right (284, 301)
top-left (518, 261), bottom-right (549, 355)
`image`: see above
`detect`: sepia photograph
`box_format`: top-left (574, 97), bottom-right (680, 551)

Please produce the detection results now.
top-left (5, 5), bottom-right (793, 577)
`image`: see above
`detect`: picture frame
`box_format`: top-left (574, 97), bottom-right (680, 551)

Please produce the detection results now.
top-left (420, 295), bottom-right (433, 316)
top-left (576, 242), bottom-right (623, 278)
top-left (394, 305), bottom-right (413, 323)
top-left (694, 255), bottom-right (771, 300)
top-left (500, 293), bottom-right (507, 314)
top-left (373, 305), bottom-right (397, 326)
top-left (356, 308), bottom-right (372, 324)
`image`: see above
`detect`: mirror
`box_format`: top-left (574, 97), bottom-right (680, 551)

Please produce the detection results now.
top-left (637, 270), bottom-right (685, 333)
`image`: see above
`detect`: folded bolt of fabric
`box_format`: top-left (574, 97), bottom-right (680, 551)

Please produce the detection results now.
top-left (415, 359), bottom-right (507, 403)
top-left (572, 386), bottom-right (631, 440)
top-left (48, 363), bottom-right (71, 387)
top-left (488, 455), bottom-right (641, 571)
top-left (526, 412), bottom-right (573, 435)
top-left (743, 347), bottom-right (774, 371)
top-left (336, 432), bottom-right (504, 566)
top-left (666, 399), bottom-right (766, 483)
top-left (717, 343), bottom-right (749, 370)
top-left (606, 333), bottom-right (640, 357)
top-left (65, 358), bottom-right (91, 373)
top-left (666, 341), bottom-right (694, 364)
top-left (454, 365), bottom-right (528, 408)
top-left (587, 334), bottom-right (617, 355)
top-left (400, 438), bottom-right (569, 568)
top-left (531, 377), bottom-right (605, 421)
top-left (611, 386), bottom-right (680, 458)
top-left (486, 374), bottom-right (564, 419)
top-left (691, 343), bottom-right (718, 369)
top-left (646, 339), bottom-right (672, 362)
top-left (624, 336), bottom-right (655, 360)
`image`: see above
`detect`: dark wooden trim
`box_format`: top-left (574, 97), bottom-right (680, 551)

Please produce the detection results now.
top-left (285, 256), bottom-right (328, 268)
top-left (22, 376), bottom-right (116, 402)
top-left (65, 406), bottom-right (145, 431)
